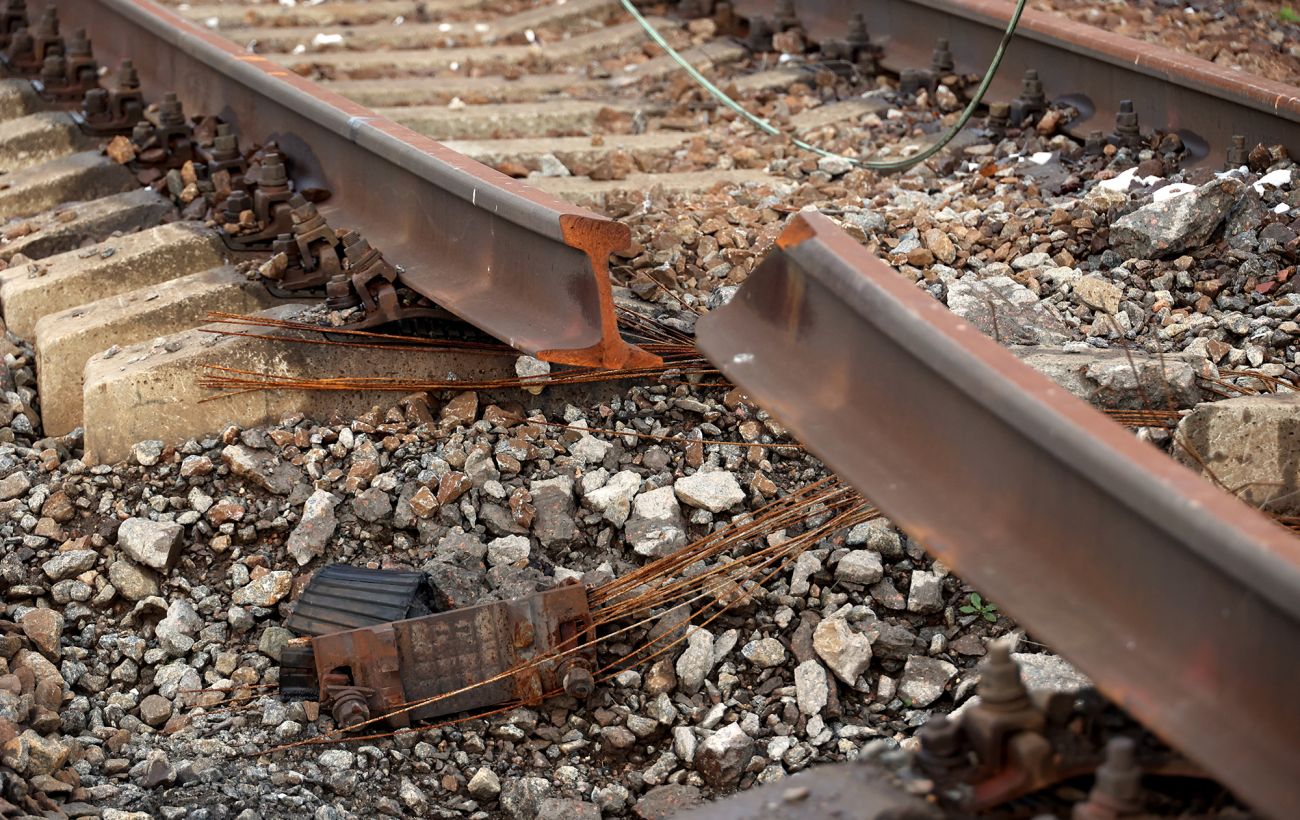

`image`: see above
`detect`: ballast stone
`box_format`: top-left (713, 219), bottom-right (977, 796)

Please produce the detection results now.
top-left (673, 470), bottom-right (745, 513)
top-left (116, 518), bottom-right (183, 571)
top-left (625, 486), bottom-right (687, 557)
top-left (1109, 177), bottom-right (1245, 259)
top-left (1174, 392), bottom-right (1300, 514)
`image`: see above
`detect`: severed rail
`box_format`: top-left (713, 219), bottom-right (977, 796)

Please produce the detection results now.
top-left (696, 212), bottom-right (1300, 818)
top-left (51, 0), bottom-right (658, 370)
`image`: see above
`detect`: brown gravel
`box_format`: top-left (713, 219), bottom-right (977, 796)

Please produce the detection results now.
top-left (1032, 0), bottom-right (1300, 84)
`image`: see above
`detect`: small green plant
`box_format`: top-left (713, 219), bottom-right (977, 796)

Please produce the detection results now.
top-left (960, 592), bottom-right (999, 623)
top-left (1281, 6), bottom-right (1300, 23)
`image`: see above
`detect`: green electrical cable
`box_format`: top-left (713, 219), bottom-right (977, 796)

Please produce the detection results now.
top-left (618, 0), bottom-right (1030, 171)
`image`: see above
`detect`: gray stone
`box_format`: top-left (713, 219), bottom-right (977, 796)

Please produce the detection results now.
top-left (694, 724), bottom-right (753, 788)
top-left (1175, 393), bottom-right (1300, 514)
top-left (794, 659), bottom-right (829, 716)
top-left (625, 486), bottom-right (687, 557)
top-left (675, 626), bottom-right (714, 694)
top-left (812, 616), bottom-right (872, 684)
top-left (467, 767), bottom-right (501, 800)
top-left (318, 749), bottom-right (354, 772)
top-left (835, 550), bottom-right (883, 585)
top-left (351, 487), bottom-right (392, 522)
top-left (1013, 346), bottom-right (1201, 410)
top-left (258, 626), bottom-right (294, 661)
top-left (1011, 652), bottom-right (1091, 694)
top-left (1110, 177), bottom-right (1245, 259)
top-left (582, 469), bottom-right (640, 527)
top-left (907, 570), bottom-right (944, 613)
top-left (108, 559), bottom-right (159, 601)
top-left (633, 785), bottom-right (704, 819)
top-left (41, 549), bottom-right (98, 581)
top-left (487, 534), bottom-right (531, 567)
top-left (138, 693), bottom-right (172, 726)
top-left (501, 776), bottom-right (553, 820)
top-left (117, 517), bottom-right (183, 571)
top-left (740, 637), bottom-right (786, 668)
top-left (0, 471), bottom-right (30, 500)
top-left (131, 440), bottom-right (164, 467)
top-left (946, 275), bottom-right (1069, 345)
top-left (898, 655), bottom-right (957, 707)
top-left (288, 489), bottom-right (338, 565)
top-left (221, 444), bottom-right (298, 495)
top-left (529, 476), bottom-right (578, 547)
top-left (673, 470), bottom-right (745, 513)
top-left (232, 571), bottom-right (292, 607)
top-left (538, 798), bottom-right (600, 820)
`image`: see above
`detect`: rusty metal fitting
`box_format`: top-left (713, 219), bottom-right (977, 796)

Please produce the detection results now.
top-left (1113, 100), bottom-right (1141, 150)
top-left (1084, 129), bottom-right (1106, 156)
top-left (62, 28), bottom-right (96, 89)
top-left (325, 274), bottom-right (361, 310)
top-left (130, 120), bottom-right (153, 146)
top-left (0, 0), bottom-right (25, 48)
top-left (211, 123), bottom-right (239, 162)
top-left (985, 101), bottom-right (1010, 137)
top-left (117, 58), bottom-right (139, 89)
top-left (330, 688), bottom-right (371, 730)
top-left (899, 67), bottom-right (934, 97)
top-left (1225, 134), bottom-right (1248, 169)
top-left (5, 26), bottom-right (32, 66)
top-left (916, 715), bottom-right (967, 780)
top-left (930, 38), bottom-right (955, 76)
top-left (561, 662), bottom-right (595, 699)
top-left (223, 189), bottom-right (251, 224)
top-left (773, 0), bottom-right (798, 31)
top-left (977, 642), bottom-right (1031, 712)
top-left (39, 51), bottom-right (62, 85)
top-left (1008, 68), bottom-right (1046, 126)
top-left (744, 16), bottom-right (773, 52)
top-left (258, 151), bottom-right (290, 192)
top-left (157, 91), bottom-right (185, 128)
top-left (1071, 737), bottom-right (1143, 819)
top-left (845, 12), bottom-right (869, 48)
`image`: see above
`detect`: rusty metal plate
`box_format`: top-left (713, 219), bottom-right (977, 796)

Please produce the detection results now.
top-left (309, 583), bottom-right (595, 726)
top-left (736, 0), bottom-right (1300, 164)
top-left (50, 0), bottom-right (658, 369)
top-left (695, 213), bottom-right (1300, 819)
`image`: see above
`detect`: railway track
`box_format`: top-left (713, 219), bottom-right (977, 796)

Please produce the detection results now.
top-left (0, 0), bottom-right (1296, 818)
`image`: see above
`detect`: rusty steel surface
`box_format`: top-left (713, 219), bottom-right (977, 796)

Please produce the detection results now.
top-left (695, 212), bottom-right (1300, 818)
top-left (307, 583), bottom-right (595, 727)
top-left (48, 0), bottom-right (658, 370)
top-left (738, 0), bottom-right (1300, 164)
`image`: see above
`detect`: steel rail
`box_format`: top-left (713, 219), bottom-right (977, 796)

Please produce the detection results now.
top-left (51, 0), bottom-right (659, 370)
top-left (696, 212), bottom-right (1300, 818)
top-left (737, 0), bottom-right (1300, 165)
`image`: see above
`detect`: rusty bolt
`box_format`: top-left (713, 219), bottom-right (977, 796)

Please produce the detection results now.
top-left (562, 664), bottom-right (595, 699)
top-left (1226, 134), bottom-right (1248, 170)
top-left (331, 690), bottom-right (370, 730)
top-left (930, 38), bottom-right (954, 76)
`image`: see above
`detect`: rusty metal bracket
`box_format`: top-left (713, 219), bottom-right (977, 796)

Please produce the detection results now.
top-left (695, 212), bottom-right (1300, 818)
top-left (49, 0), bottom-right (659, 370)
top-left (294, 583), bottom-right (596, 729)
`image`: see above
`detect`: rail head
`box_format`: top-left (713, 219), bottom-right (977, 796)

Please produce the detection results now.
top-left (697, 211), bottom-right (1300, 818)
top-left (58, 0), bottom-right (657, 369)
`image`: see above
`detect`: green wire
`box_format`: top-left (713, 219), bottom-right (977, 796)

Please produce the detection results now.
top-left (618, 0), bottom-right (1030, 171)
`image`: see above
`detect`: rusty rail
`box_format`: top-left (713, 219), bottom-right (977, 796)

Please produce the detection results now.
top-left (49, 0), bottom-right (657, 369)
top-left (738, 0), bottom-right (1300, 164)
top-left (696, 212), bottom-right (1300, 818)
